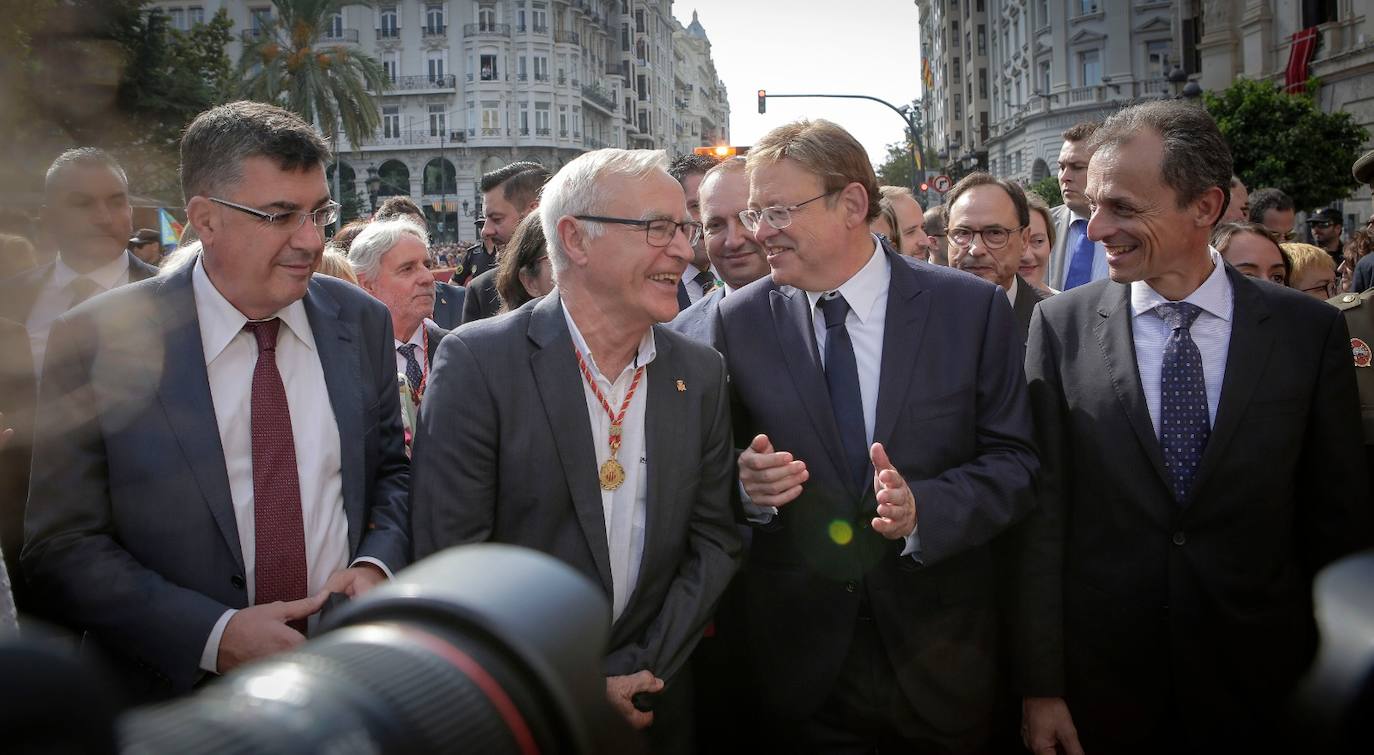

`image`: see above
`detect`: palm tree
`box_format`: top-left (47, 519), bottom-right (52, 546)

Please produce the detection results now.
top-left (238, 0), bottom-right (389, 151)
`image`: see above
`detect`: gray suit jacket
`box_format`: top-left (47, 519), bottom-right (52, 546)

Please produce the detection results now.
top-left (666, 285), bottom-right (725, 345)
top-left (21, 263), bottom-right (411, 697)
top-left (1046, 204), bottom-right (1078, 291)
top-left (411, 292), bottom-right (742, 682)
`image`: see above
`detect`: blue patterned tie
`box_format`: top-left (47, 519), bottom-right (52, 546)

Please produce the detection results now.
top-left (1063, 219), bottom-right (1095, 289)
top-left (397, 343), bottom-right (423, 396)
top-left (817, 294), bottom-right (868, 492)
top-left (1157, 302), bottom-right (1209, 504)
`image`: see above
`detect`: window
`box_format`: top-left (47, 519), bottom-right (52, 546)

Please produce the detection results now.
top-left (482, 102), bottom-right (500, 134)
top-left (379, 7), bottom-right (398, 37)
top-left (1039, 60), bottom-right (1051, 93)
top-left (1078, 0), bottom-right (1098, 15)
top-left (977, 24), bottom-right (986, 55)
top-left (535, 103), bottom-right (551, 135)
top-left (954, 93), bottom-right (962, 120)
top-left (327, 11), bottom-right (343, 38)
top-left (952, 58), bottom-right (961, 83)
top-left (481, 53), bottom-right (498, 81)
top-left (952, 20), bottom-right (960, 49)
top-left (1146, 39), bottom-right (1173, 79)
top-left (519, 103), bottom-right (529, 135)
top-left (559, 110), bottom-right (568, 137)
top-left (1079, 49), bottom-right (1101, 86)
top-left (382, 106), bottom-right (400, 138)
top-left (250, 5), bottom-right (272, 31)
top-left (517, 9), bottom-right (526, 32)
top-left (533, 5), bottom-right (548, 33)
top-left (427, 53), bottom-right (445, 82)
top-left (978, 68), bottom-right (987, 99)
top-left (1037, 0), bottom-right (1048, 26)
top-left (634, 9), bottom-right (644, 33)
top-left (534, 56), bottom-right (548, 81)
top-left (429, 105), bottom-right (446, 136)
top-left (425, 4), bottom-right (444, 32)
top-left (478, 5), bottom-right (496, 31)
top-left (382, 53), bottom-right (399, 83)
top-left (637, 74), bottom-right (648, 100)
top-left (518, 56), bottom-right (528, 81)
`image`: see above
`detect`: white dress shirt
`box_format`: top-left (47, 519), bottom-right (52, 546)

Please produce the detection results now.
top-left (1006, 275), bottom-right (1019, 306)
top-left (1058, 215), bottom-right (1110, 288)
top-left (394, 319), bottom-right (436, 384)
top-left (1130, 248), bottom-right (1233, 438)
top-left (562, 302), bottom-right (655, 622)
top-left (193, 259), bottom-right (364, 672)
top-left (26, 252), bottom-right (130, 376)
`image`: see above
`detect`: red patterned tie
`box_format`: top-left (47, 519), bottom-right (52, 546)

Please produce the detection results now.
top-left (245, 319), bottom-right (308, 633)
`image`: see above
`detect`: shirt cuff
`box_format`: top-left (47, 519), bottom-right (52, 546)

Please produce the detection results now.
top-left (738, 481), bottom-right (777, 523)
top-left (351, 556), bottom-right (394, 580)
top-left (200, 608), bottom-right (237, 674)
top-left (899, 524), bottom-right (923, 564)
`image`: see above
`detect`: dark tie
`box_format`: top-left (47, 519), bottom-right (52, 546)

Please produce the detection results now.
top-left (694, 269), bottom-right (716, 296)
top-left (397, 342), bottom-right (423, 397)
top-left (245, 319), bottom-right (309, 632)
top-left (817, 294), bottom-right (868, 492)
top-left (1063, 219), bottom-right (1094, 290)
top-left (1157, 302), bottom-right (1209, 505)
top-left (67, 277), bottom-right (102, 308)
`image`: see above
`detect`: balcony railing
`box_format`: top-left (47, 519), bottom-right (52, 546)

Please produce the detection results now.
top-left (517, 72), bottom-right (528, 81)
top-left (376, 27), bottom-right (400, 39)
top-left (464, 23), bottom-right (511, 37)
top-left (482, 127), bottom-right (501, 136)
top-left (555, 30), bottom-right (580, 45)
top-left (606, 63), bottom-right (622, 76)
top-left (375, 74), bottom-right (456, 93)
top-left (582, 83), bottom-right (617, 112)
top-left (321, 28), bottom-right (359, 43)
top-left (536, 127), bottom-right (551, 136)
top-left (422, 24), bottom-right (447, 37)
top-left (532, 24), bottom-right (549, 34)
top-left (557, 73), bottom-right (567, 85)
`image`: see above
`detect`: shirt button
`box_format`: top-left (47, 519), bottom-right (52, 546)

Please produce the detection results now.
top-left (845, 581), bottom-right (858, 593)
top-left (1172, 531), bottom-right (1187, 546)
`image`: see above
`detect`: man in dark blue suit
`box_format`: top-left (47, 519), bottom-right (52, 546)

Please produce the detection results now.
top-left (717, 120), bottom-right (1038, 752)
top-left (22, 101), bottom-right (410, 701)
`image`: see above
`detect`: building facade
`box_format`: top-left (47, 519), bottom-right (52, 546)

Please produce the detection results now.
top-left (672, 11), bottom-right (731, 156)
top-left (149, 0), bottom-right (730, 242)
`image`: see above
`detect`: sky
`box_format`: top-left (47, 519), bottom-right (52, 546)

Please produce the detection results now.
top-left (672, 0), bottom-right (923, 171)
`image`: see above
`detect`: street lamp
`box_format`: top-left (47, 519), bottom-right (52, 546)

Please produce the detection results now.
top-left (365, 165), bottom-right (381, 214)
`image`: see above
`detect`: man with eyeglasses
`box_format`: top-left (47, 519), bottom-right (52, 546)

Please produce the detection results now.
top-left (1248, 186), bottom-right (1297, 242)
top-left (715, 119), bottom-right (1037, 752)
top-left (411, 148), bottom-right (740, 751)
top-left (945, 172), bottom-right (1050, 345)
top-left (22, 101), bottom-right (412, 701)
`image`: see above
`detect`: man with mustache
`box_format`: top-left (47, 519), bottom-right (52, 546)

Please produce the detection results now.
top-left (22, 101), bottom-right (411, 701)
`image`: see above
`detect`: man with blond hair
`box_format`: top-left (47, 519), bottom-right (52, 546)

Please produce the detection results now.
top-left (411, 148), bottom-right (741, 750)
top-left (717, 119), bottom-right (1037, 751)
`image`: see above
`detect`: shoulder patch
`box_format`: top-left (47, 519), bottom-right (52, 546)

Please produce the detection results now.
top-left (1352, 337), bottom-right (1371, 368)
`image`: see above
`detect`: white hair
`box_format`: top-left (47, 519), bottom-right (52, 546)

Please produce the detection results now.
top-left (157, 240), bottom-right (202, 276)
top-left (347, 218), bottom-right (430, 281)
top-left (539, 148), bottom-right (669, 275)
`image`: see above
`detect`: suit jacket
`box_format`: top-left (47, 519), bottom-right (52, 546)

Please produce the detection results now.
top-left (422, 319), bottom-right (448, 365)
top-left (667, 286), bottom-right (725, 345)
top-left (431, 281), bottom-right (466, 330)
top-left (676, 281), bottom-right (692, 311)
top-left (0, 318), bottom-right (35, 613)
top-left (1021, 268), bottom-right (1372, 752)
top-left (411, 292), bottom-right (742, 682)
top-left (1046, 204), bottom-right (1078, 292)
top-left (1012, 274), bottom-right (1051, 346)
top-left (0, 251), bottom-right (158, 325)
top-left (460, 268), bottom-right (502, 325)
top-left (21, 263), bottom-right (412, 698)
top-left (715, 250), bottom-right (1039, 739)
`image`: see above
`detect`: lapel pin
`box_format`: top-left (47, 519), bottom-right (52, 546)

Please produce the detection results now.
top-left (676, 379), bottom-right (686, 392)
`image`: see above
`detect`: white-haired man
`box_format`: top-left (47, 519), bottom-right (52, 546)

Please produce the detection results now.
top-left (409, 149), bottom-right (741, 750)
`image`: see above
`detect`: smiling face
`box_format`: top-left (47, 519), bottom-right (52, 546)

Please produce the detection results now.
top-left (46, 162), bottom-right (133, 271)
top-left (1020, 209), bottom-right (1052, 288)
top-left (699, 169), bottom-right (769, 290)
top-left (748, 158), bottom-right (866, 292)
top-left (194, 156), bottom-right (329, 319)
top-left (360, 234), bottom-right (435, 340)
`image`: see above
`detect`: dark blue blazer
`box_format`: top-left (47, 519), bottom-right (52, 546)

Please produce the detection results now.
top-left (21, 263), bottom-right (411, 697)
top-left (715, 249), bottom-right (1038, 734)
top-left (431, 280), bottom-right (466, 330)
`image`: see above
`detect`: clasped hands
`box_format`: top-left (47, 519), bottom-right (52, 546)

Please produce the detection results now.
top-left (738, 434), bottom-right (917, 539)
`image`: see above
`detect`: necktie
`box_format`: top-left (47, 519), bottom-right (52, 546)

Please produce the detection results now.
top-left (398, 342), bottom-right (423, 396)
top-left (67, 277), bottom-right (102, 308)
top-left (694, 269), bottom-right (716, 296)
top-left (817, 294), bottom-right (868, 492)
top-left (1157, 302), bottom-right (1209, 505)
top-left (1063, 219), bottom-right (1095, 290)
top-left (244, 319), bottom-right (309, 632)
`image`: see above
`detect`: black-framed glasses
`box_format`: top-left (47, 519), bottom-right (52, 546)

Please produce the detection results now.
top-left (574, 215), bottom-right (702, 247)
top-left (1306, 220), bottom-right (1337, 229)
top-left (209, 196), bottom-right (341, 232)
top-left (739, 189), bottom-right (840, 233)
top-left (948, 225), bottom-right (1023, 250)
top-left (1301, 280), bottom-right (1337, 297)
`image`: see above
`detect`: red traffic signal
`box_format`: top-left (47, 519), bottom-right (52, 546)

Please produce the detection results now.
top-left (757, 89), bottom-right (766, 114)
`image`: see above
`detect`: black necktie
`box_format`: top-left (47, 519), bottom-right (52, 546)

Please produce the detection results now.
top-left (817, 294), bottom-right (868, 491)
top-left (694, 269), bottom-right (715, 296)
top-left (397, 343), bottom-right (423, 398)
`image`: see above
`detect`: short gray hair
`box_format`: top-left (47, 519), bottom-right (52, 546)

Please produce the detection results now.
top-left (45, 147), bottom-right (127, 195)
top-left (1089, 99), bottom-right (1232, 218)
top-left (180, 100), bottom-right (331, 202)
top-left (347, 218), bottom-right (430, 281)
top-left (539, 148), bottom-right (670, 275)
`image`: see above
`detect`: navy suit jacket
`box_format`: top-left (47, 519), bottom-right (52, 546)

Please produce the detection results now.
top-left (21, 263), bottom-right (411, 698)
top-left (431, 281), bottom-right (466, 330)
top-left (460, 268), bottom-right (502, 324)
top-left (715, 250), bottom-right (1039, 735)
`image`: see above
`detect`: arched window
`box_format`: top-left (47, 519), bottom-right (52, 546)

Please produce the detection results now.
top-left (1032, 158), bottom-right (1049, 182)
top-left (423, 158), bottom-right (457, 195)
top-left (377, 159), bottom-right (410, 196)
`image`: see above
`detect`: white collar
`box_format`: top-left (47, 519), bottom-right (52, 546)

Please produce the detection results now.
top-left (396, 319), bottom-right (434, 349)
top-left (193, 258), bottom-right (316, 364)
top-left (804, 236), bottom-right (889, 324)
top-left (1007, 275), bottom-right (1019, 306)
top-left (53, 251), bottom-right (129, 292)
top-left (560, 300), bottom-right (658, 380)
top-left (1130, 247), bottom-right (1233, 322)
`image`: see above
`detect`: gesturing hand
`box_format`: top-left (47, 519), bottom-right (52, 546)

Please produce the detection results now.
top-left (216, 592), bottom-right (329, 674)
top-left (870, 443), bottom-right (916, 539)
top-left (738, 434), bottom-right (808, 508)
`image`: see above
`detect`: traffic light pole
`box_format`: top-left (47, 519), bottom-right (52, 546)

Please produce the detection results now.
top-left (757, 91), bottom-right (925, 196)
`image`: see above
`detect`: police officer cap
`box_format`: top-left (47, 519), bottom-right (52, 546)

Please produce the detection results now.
top-left (1355, 149), bottom-right (1374, 185)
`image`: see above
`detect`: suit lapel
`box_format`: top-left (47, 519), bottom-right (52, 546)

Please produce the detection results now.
top-left (424, 320), bottom-right (447, 365)
top-left (873, 254), bottom-right (931, 473)
top-left (770, 285), bottom-right (850, 486)
top-left (528, 293), bottom-right (614, 595)
top-left (640, 329), bottom-right (683, 600)
top-left (152, 265), bottom-right (244, 570)
top-left (2, 263), bottom-right (53, 323)
top-left (305, 280), bottom-right (367, 555)
top-left (1190, 268), bottom-right (1271, 499)
top-left (126, 251), bottom-right (159, 282)
top-left (1091, 282), bottom-right (1171, 489)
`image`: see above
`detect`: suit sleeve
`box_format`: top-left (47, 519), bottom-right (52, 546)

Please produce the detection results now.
top-left (355, 308), bottom-right (411, 572)
top-left (21, 314), bottom-right (231, 690)
top-left (905, 286), bottom-right (1041, 565)
top-left (410, 334), bottom-right (499, 559)
top-left (460, 281), bottom-right (482, 325)
top-left (1013, 303), bottom-right (1068, 697)
top-left (603, 355), bottom-right (743, 681)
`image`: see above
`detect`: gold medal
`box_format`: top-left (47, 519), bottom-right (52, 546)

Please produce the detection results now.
top-left (599, 458), bottom-right (627, 491)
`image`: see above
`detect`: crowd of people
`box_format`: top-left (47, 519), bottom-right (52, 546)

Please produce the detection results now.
top-left (0, 96), bottom-right (1372, 754)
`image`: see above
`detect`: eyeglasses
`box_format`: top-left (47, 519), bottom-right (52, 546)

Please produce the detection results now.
top-left (1275, 229), bottom-right (1297, 241)
top-left (574, 215), bottom-right (703, 247)
top-left (1307, 220), bottom-right (1337, 229)
top-left (948, 225), bottom-right (1023, 250)
top-left (1301, 281), bottom-right (1337, 297)
top-left (209, 197), bottom-right (341, 232)
top-left (739, 189), bottom-right (839, 233)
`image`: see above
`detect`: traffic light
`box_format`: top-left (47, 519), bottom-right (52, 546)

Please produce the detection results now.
top-left (694, 145), bottom-right (749, 158)
top-left (758, 89), bottom-right (766, 114)
top-left (920, 182), bottom-right (930, 192)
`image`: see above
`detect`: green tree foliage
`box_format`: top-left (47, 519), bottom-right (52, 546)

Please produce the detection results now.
top-left (875, 136), bottom-right (942, 190)
top-left (1204, 77), bottom-right (1369, 210)
top-left (238, 0), bottom-right (390, 150)
top-left (1027, 176), bottom-right (1062, 207)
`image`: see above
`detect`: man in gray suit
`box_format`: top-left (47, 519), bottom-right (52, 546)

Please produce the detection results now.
top-left (410, 149), bottom-right (741, 746)
top-left (1047, 122), bottom-right (1107, 291)
top-left (669, 157), bottom-right (770, 345)
top-left (22, 101), bottom-right (411, 701)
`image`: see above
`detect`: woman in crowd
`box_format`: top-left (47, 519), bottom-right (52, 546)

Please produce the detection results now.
top-left (1282, 242), bottom-right (1338, 300)
top-left (1337, 228), bottom-right (1372, 293)
top-left (1021, 194), bottom-right (1057, 294)
top-left (495, 213), bottom-right (553, 313)
top-left (1213, 221), bottom-right (1289, 286)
